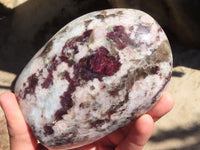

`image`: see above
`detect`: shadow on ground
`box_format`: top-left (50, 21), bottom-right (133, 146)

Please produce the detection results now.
top-left (149, 123), bottom-right (200, 150)
top-left (0, 0), bottom-right (112, 75)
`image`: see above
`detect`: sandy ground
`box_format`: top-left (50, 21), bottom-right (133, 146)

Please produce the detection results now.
top-left (144, 66), bottom-right (200, 150)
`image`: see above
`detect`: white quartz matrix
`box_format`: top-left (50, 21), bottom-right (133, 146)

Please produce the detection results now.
top-left (15, 9), bottom-right (173, 149)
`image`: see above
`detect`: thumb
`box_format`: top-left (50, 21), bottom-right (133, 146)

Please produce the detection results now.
top-left (0, 92), bottom-right (37, 150)
top-left (116, 114), bottom-right (154, 150)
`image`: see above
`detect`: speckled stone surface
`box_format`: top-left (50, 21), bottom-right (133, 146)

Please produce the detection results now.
top-left (14, 9), bottom-right (172, 149)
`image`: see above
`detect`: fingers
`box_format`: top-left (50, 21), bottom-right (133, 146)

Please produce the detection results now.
top-left (148, 91), bottom-right (174, 121)
top-left (0, 92), bottom-right (27, 136)
top-left (106, 128), bottom-right (125, 145)
top-left (0, 91), bottom-right (173, 150)
top-left (115, 92), bottom-right (173, 150)
top-left (0, 92), bottom-right (37, 150)
top-left (115, 114), bottom-right (154, 150)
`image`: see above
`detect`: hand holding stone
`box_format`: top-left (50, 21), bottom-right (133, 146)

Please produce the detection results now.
top-left (14, 9), bottom-right (173, 149)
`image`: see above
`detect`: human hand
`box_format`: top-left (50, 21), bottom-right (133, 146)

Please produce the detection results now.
top-left (0, 92), bottom-right (174, 150)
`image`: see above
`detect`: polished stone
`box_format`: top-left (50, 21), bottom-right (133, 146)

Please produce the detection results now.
top-left (15, 9), bottom-right (172, 149)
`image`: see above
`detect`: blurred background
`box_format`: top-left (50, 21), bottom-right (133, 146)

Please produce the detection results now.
top-left (0, 0), bottom-right (200, 149)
